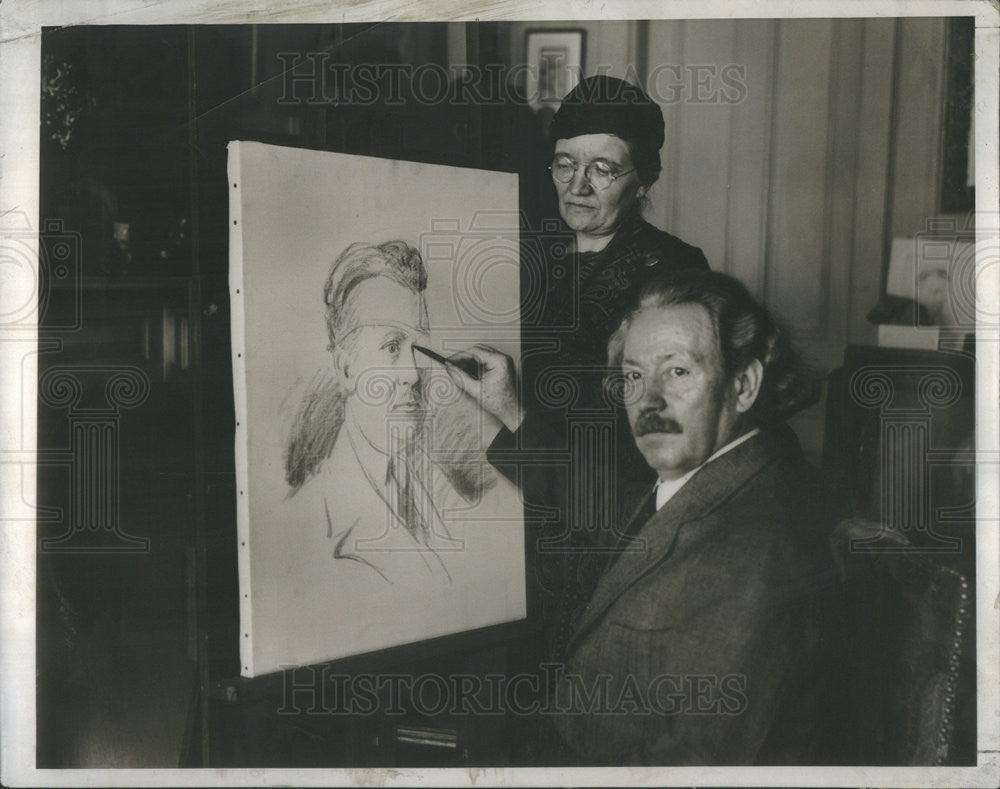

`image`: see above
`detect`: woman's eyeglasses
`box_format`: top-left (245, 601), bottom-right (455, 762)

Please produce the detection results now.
top-left (548, 157), bottom-right (636, 191)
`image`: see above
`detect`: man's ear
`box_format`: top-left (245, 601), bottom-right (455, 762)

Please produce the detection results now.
top-left (333, 348), bottom-right (353, 390)
top-left (733, 358), bottom-right (764, 414)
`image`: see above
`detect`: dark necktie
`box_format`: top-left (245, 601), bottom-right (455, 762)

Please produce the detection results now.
top-left (385, 452), bottom-right (430, 546)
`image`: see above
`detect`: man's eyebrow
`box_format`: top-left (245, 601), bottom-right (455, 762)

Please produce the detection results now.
top-left (623, 350), bottom-right (697, 368)
top-left (376, 326), bottom-right (417, 343)
top-left (342, 322), bottom-right (420, 339)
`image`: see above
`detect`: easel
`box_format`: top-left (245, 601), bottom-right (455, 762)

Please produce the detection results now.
top-left (177, 20), bottom-right (543, 767)
top-left (206, 620), bottom-right (541, 766)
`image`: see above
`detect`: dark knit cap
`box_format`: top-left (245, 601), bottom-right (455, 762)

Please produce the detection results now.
top-left (549, 75), bottom-right (665, 158)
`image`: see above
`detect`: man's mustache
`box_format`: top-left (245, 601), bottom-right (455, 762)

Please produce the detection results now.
top-left (633, 409), bottom-right (682, 437)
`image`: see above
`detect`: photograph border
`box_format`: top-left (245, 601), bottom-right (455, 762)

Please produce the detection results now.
top-left (2, 1), bottom-right (998, 786)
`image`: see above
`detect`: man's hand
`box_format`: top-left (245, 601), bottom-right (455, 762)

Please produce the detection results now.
top-left (445, 345), bottom-right (525, 433)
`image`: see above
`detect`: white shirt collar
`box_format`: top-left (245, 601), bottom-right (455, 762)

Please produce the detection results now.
top-left (654, 428), bottom-right (761, 511)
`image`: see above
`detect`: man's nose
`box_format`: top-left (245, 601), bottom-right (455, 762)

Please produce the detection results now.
top-left (638, 382), bottom-right (667, 412)
top-left (395, 346), bottom-right (420, 384)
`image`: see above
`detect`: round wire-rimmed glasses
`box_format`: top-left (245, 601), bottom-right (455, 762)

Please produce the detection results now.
top-left (548, 157), bottom-right (637, 191)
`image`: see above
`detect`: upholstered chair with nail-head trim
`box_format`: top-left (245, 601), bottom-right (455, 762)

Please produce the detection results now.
top-left (828, 518), bottom-right (974, 765)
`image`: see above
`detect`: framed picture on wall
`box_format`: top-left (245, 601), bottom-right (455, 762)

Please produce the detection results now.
top-left (524, 29), bottom-right (585, 111)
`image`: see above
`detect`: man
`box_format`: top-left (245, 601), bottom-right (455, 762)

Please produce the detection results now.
top-left (448, 269), bottom-right (841, 763)
top-left (543, 268), bottom-right (842, 764)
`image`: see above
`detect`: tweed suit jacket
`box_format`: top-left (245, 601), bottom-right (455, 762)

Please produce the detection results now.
top-left (551, 429), bottom-right (843, 765)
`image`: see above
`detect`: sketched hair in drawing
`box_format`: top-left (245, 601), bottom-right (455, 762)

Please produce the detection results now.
top-left (283, 240), bottom-right (493, 501)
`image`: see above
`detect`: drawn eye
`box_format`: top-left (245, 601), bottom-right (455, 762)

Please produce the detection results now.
top-left (383, 340), bottom-right (400, 355)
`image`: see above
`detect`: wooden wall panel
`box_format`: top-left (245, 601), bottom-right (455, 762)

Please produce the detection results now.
top-left (848, 18), bottom-right (897, 346)
top-left (784, 19), bottom-right (867, 462)
top-left (725, 19), bottom-right (776, 296)
top-left (764, 19), bottom-right (835, 338)
top-left (819, 18), bottom-right (864, 361)
top-left (645, 19), bottom-right (686, 241)
top-left (889, 17), bottom-right (948, 240)
top-left (670, 19), bottom-right (737, 270)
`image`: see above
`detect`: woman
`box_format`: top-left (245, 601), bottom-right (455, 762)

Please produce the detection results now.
top-left (540, 73), bottom-right (709, 343)
top-left (449, 75), bottom-right (709, 652)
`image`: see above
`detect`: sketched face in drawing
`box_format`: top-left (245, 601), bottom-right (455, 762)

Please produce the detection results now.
top-left (284, 241), bottom-right (432, 492)
top-left (333, 275), bottom-right (430, 454)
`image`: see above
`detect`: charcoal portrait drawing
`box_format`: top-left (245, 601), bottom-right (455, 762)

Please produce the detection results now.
top-left (283, 240), bottom-right (494, 585)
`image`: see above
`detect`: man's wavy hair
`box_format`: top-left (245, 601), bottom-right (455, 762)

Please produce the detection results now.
top-left (606, 269), bottom-right (819, 425)
top-left (323, 240), bottom-right (428, 353)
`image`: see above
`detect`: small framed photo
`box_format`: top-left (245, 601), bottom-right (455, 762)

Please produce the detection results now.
top-left (524, 29), bottom-right (585, 110)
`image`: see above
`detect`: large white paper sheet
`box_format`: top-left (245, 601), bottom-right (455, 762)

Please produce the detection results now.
top-left (228, 142), bottom-right (526, 677)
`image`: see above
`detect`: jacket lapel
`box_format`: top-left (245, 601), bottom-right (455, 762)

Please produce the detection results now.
top-left (567, 431), bottom-right (783, 649)
top-left (611, 483), bottom-right (656, 552)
